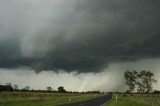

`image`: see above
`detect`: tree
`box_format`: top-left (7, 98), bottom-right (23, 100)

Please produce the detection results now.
top-left (13, 84), bottom-right (18, 90)
top-left (0, 85), bottom-right (13, 92)
top-left (140, 70), bottom-right (157, 93)
top-left (6, 83), bottom-right (12, 86)
top-left (124, 70), bottom-right (157, 93)
top-left (124, 70), bottom-right (136, 93)
top-left (46, 86), bottom-right (52, 92)
top-left (25, 86), bottom-right (30, 91)
top-left (133, 70), bottom-right (145, 93)
top-left (58, 86), bottom-right (66, 93)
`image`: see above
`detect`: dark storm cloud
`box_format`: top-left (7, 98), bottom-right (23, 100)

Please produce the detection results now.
top-left (0, 0), bottom-right (160, 73)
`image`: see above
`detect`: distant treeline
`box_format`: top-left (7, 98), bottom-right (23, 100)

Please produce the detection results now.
top-left (0, 84), bottom-right (101, 94)
top-left (0, 85), bottom-right (14, 92)
top-left (114, 90), bottom-right (160, 95)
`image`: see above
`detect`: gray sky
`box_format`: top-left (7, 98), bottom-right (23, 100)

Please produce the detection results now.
top-left (0, 0), bottom-right (160, 91)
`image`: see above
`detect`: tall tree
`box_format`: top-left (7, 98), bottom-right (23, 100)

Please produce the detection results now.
top-left (133, 70), bottom-right (145, 93)
top-left (124, 70), bottom-right (136, 93)
top-left (124, 70), bottom-right (157, 93)
top-left (140, 70), bottom-right (157, 93)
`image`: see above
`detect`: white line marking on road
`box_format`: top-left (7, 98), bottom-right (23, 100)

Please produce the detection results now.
top-left (100, 96), bottom-right (112, 106)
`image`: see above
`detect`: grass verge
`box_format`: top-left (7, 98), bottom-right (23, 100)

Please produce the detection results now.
top-left (0, 92), bottom-right (101, 106)
top-left (105, 94), bottom-right (160, 106)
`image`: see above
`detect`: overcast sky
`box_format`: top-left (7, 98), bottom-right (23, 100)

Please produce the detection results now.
top-left (0, 0), bottom-right (160, 91)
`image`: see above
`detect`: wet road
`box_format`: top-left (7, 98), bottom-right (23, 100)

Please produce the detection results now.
top-left (58, 93), bottom-right (112, 106)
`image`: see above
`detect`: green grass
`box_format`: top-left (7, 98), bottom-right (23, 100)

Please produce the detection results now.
top-left (105, 94), bottom-right (160, 106)
top-left (0, 92), bottom-right (101, 106)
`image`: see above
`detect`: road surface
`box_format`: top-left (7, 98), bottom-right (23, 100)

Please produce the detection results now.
top-left (58, 93), bottom-right (112, 106)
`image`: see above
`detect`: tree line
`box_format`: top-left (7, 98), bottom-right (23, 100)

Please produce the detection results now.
top-left (0, 83), bottom-right (66, 93)
top-left (0, 83), bottom-right (101, 94)
top-left (124, 70), bottom-right (157, 93)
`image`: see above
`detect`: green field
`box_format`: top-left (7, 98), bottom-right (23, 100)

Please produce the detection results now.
top-left (1, 92), bottom-right (160, 106)
top-left (0, 92), bottom-right (101, 106)
top-left (105, 94), bottom-right (160, 106)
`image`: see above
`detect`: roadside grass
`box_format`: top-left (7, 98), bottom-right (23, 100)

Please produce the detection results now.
top-left (105, 94), bottom-right (160, 106)
top-left (0, 92), bottom-right (101, 106)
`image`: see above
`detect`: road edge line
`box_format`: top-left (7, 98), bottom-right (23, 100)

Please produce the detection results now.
top-left (100, 96), bottom-right (113, 106)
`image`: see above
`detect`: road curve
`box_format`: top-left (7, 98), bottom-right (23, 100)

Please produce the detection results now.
top-left (58, 93), bottom-right (112, 106)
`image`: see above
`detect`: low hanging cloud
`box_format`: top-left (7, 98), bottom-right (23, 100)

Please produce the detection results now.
top-left (1, 59), bottom-right (160, 91)
top-left (0, 0), bottom-right (160, 73)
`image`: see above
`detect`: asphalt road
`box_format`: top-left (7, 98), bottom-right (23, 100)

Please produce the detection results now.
top-left (58, 93), bottom-right (112, 106)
